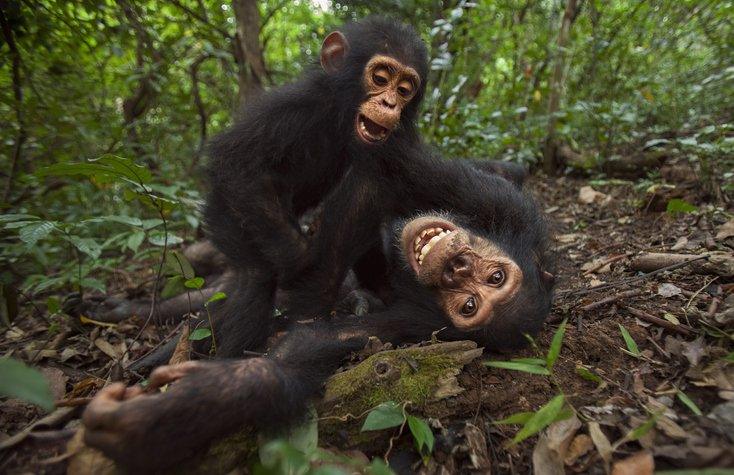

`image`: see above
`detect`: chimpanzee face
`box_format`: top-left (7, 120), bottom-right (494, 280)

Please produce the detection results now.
top-left (400, 215), bottom-right (524, 331)
top-left (319, 30), bottom-right (421, 145)
top-left (354, 55), bottom-right (420, 144)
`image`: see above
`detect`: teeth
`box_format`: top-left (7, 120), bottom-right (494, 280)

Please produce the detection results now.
top-left (414, 227), bottom-right (452, 266)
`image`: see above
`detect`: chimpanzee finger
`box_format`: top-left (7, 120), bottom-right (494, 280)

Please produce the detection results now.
top-left (123, 385), bottom-right (145, 400)
top-left (147, 361), bottom-right (203, 389)
top-left (82, 383), bottom-right (126, 429)
top-left (84, 428), bottom-right (121, 455)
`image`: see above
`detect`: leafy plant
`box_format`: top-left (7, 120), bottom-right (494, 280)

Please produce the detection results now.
top-left (493, 394), bottom-right (574, 445)
top-left (361, 401), bottom-right (434, 462)
top-left (485, 319), bottom-right (567, 375)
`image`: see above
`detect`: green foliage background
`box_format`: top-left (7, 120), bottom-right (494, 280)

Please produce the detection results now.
top-left (1, 0), bottom-right (732, 298)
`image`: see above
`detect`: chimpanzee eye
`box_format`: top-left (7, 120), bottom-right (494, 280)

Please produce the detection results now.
top-left (488, 270), bottom-right (505, 287)
top-left (397, 86), bottom-right (411, 97)
top-left (373, 69), bottom-right (389, 86)
top-left (460, 297), bottom-right (477, 316)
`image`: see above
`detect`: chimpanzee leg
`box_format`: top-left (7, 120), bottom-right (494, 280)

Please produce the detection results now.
top-left (208, 265), bottom-right (277, 357)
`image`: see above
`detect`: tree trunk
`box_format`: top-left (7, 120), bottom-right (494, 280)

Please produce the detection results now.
top-left (232, 0), bottom-right (266, 105)
top-left (119, 0), bottom-right (164, 169)
top-left (0, 3), bottom-right (25, 204)
top-left (542, 0), bottom-right (578, 175)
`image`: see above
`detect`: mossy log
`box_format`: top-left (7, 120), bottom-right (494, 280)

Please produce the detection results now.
top-left (69, 341), bottom-right (483, 474)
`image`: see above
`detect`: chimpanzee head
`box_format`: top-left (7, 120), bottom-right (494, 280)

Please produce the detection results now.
top-left (319, 17), bottom-right (429, 145)
top-left (398, 211), bottom-right (555, 349)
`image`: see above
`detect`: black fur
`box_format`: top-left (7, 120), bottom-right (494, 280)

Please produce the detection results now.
top-left (202, 17), bottom-right (429, 356)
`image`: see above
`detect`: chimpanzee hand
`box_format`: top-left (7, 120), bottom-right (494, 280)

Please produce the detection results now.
top-left (83, 359), bottom-right (278, 472)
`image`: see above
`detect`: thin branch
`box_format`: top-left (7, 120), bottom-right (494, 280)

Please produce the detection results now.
top-left (167, 0), bottom-right (232, 39)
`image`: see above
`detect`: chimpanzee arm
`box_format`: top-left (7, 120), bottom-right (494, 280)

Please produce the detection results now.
top-left (279, 166), bottom-right (389, 317)
top-left (82, 304), bottom-right (437, 472)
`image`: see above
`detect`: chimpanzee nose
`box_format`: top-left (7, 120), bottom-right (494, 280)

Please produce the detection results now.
top-left (382, 95), bottom-right (397, 109)
top-left (441, 255), bottom-right (472, 287)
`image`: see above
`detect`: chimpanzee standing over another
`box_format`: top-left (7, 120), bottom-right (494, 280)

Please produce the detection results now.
top-left (204, 17), bottom-right (428, 356)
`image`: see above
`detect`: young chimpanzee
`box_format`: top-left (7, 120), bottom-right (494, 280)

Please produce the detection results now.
top-left (203, 17), bottom-right (429, 356)
top-left (83, 165), bottom-right (554, 472)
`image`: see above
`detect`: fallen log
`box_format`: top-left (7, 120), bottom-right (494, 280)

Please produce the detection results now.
top-left (629, 252), bottom-right (734, 277)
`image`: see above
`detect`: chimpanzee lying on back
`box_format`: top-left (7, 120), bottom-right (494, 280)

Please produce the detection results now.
top-left (83, 167), bottom-right (554, 471)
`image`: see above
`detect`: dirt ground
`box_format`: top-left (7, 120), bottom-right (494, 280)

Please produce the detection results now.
top-left (1, 170), bottom-right (733, 474)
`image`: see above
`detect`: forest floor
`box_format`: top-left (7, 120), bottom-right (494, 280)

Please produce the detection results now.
top-left (1, 167), bottom-right (733, 474)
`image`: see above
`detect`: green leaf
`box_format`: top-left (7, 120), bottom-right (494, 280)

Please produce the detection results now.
top-left (46, 297), bottom-right (61, 315)
top-left (676, 390), bottom-right (702, 416)
top-left (513, 394), bottom-right (569, 444)
top-left (0, 214), bottom-right (39, 223)
top-left (666, 199), bottom-right (697, 214)
top-left (618, 324), bottom-right (641, 357)
top-left (189, 328), bottom-right (212, 341)
top-left (367, 459), bottom-right (395, 475)
top-left (206, 291), bottom-right (227, 306)
top-left (165, 250), bottom-right (195, 279)
top-left (575, 365), bottom-right (603, 384)
top-left (0, 358), bottom-right (55, 412)
top-left (724, 352), bottom-right (734, 363)
top-left (65, 236), bottom-right (102, 259)
top-left (38, 155), bottom-right (152, 184)
top-left (161, 275), bottom-right (186, 299)
top-left (484, 360), bottom-right (551, 375)
top-left (493, 411), bottom-right (534, 425)
top-left (626, 411), bottom-right (661, 441)
top-left (310, 467), bottom-right (349, 475)
top-left (126, 231), bottom-right (146, 253)
top-left (148, 231), bottom-right (182, 246)
top-left (546, 318), bottom-right (567, 371)
top-left (361, 401), bottom-right (406, 431)
top-left (184, 277), bottom-right (205, 290)
top-left (510, 358), bottom-right (547, 366)
top-left (19, 221), bottom-right (55, 246)
top-left (407, 415), bottom-right (434, 454)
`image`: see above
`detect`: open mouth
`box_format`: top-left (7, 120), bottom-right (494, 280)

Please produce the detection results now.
top-left (356, 114), bottom-right (389, 143)
top-left (410, 225), bottom-right (454, 270)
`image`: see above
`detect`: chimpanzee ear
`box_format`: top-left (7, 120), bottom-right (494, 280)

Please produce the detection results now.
top-left (320, 31), bottom-right (349, 74)
top-left (541, 270), bottom-right (555, 287)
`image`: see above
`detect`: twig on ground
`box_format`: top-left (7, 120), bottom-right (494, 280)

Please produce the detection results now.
top-left (582, 253), bottom-right (630, 276)
top-left (559, 254), bottom-right (709, 297)
top-left (580, 289), bottom-right (643, 312)
top-left (54, 397), bottom-right (93, 408)
top-left (621, 305), bottom-right (694, 336)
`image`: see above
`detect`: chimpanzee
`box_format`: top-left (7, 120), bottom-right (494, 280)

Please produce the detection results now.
top-left (83, 163), bottom-right (555, 471)
top-left (202, 17), bottom-right (429, 356)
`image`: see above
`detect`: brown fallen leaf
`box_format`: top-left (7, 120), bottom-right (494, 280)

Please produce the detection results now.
top-left (611, 450), bottom-right (654, 475)
top-left (94, 337), bottom-right (119, 360)
top-left (463, 422), bottom-right (491, 470)
top-left (715, 218), bottom-right (734, 241)
top-left (589, 422), bottom-right (614, 470)
top-left (66, 429), bottom-right (117, 475)
top-left (168, 323), bottom-right (191, 365)
top-left (564, 434), bottom-right (593, 466)
top-left (579, 186), bottom-right (612, 206)
top-left (532, 413), bottom-right (581, 475)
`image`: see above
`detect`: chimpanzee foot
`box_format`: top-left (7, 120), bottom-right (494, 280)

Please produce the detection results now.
top-left (336, 289), bottom-right (385, 317)
top-left (64, 293), bottom-right (142, 323)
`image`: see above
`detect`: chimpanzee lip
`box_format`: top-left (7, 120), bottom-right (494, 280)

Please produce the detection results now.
top-left (405, 220), bottom-right (456, 275)
top-left (356, 114), bottom-right (389, 143)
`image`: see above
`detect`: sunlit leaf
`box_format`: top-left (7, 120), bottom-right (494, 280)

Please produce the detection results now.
top-left (546, 318), bottom-right (567, 371)
top-left (188, 328), bottom-right (211, 341)
top-left (512, 394), bottom-right (569, 444)
top-left (206, 292), bottom-right (227, 306)
top-left (184, 277), bottom-right (205, 289)
top-left (493, 411), bottom-right (534, 425)
top-left (666, 199), bottom-right (697, 214)
top-left (618, 324), bottom-right (640, 357)
top-left (676, 390), bottom-right (702, 416)
top-left (485, 360), bottom-right (550, 375)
